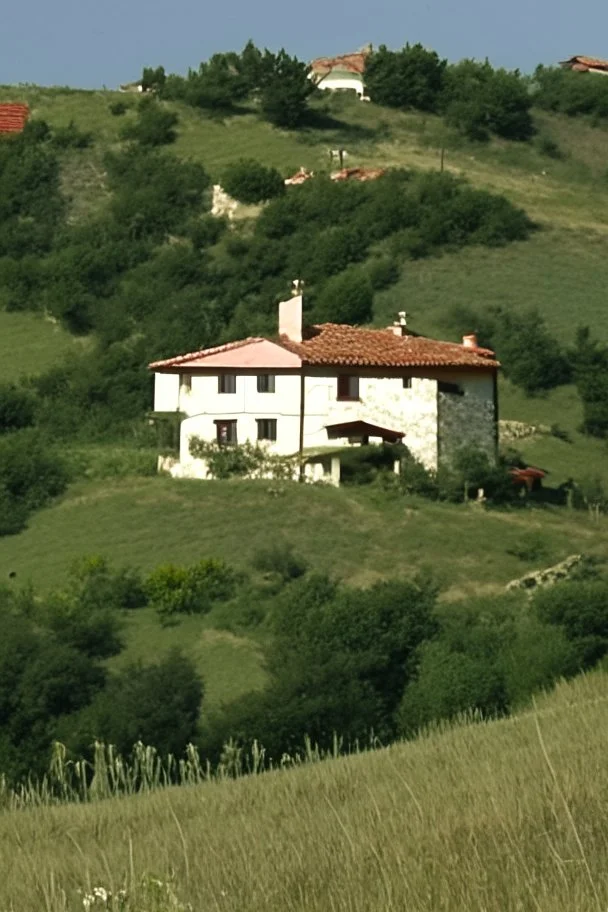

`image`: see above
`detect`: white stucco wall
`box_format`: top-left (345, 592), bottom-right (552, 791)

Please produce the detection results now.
top-left (315, 74), bottom-right (365, 96)
top-left (154, 368), bottom-right (497, 478)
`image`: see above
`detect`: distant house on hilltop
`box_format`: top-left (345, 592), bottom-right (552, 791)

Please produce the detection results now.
top-left (309, 47), bottom-right (371, 98)
top-left (0, 104), bottom-right (29, 135)
top-left (149, 286), bottom-right (499, 484)
top-left (560, 55), bottom-right (608, 75)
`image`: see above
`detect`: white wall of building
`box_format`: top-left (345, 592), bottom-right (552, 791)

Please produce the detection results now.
top-left (315, 74), bottom-right (365, 96)
top-left (154, 367), bottom-right (496, 478)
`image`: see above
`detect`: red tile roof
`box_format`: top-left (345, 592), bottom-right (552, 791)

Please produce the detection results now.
top-left (560, 55), bottom-right (608, 71)
top-left (149, 325), bottom-right (499, 372)
top-left (311, 52), bottom-right (368, 76)
top-left (280, 324), bottom-right (498, 369)
top-left (330, 167), bottom-right (386, 182)
top-left (0, 104), bottom-right (29, 134)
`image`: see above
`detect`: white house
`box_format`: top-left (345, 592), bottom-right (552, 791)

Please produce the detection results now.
top-left (308, 50), bottom-right (370, 98)
top-left (149, 290), bottom-right (500, 483)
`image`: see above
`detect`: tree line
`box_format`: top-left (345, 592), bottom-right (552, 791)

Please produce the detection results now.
top-left (1, 547), bottom-right (607, 787)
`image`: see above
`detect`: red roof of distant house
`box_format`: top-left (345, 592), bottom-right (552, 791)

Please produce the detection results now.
top-left (560, 55), bottom-right (608, 72)
top-left (311, 52), bottom-right (368, 77)
top-left (330, 167), bottom-right (386, 182)
top-left (150, 324), bottom-right (499, 372)
top-left (0, 104), bottom-right (29, 134)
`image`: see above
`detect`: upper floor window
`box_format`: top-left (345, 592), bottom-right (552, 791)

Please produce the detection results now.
top-left (257, 374), bottom-right (276, 393)
top-left (215, 419), bottom-right (238, 445)
top-left (179, 373), bottom-right (192, 391)
top-left (438, 381), bottom-right (464, 396)
top-left (402, 376), bottom-right (412, 389)
top-left (257, 419), bottom-right (277, 442)
top-left (218, 374), bottom-right (236, 394)
top-left (337, 375), bottom-right (359, 401)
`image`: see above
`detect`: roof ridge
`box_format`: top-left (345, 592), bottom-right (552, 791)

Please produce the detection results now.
top-left (148, 336), bottom-right (264, 369)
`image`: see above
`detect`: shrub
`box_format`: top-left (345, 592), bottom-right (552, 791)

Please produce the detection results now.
top-left (0, 383), bottom-right (37, 433)
top-left (121, 99), bottom-right (178, 146)
top-left (146, 558), bottom-right (240, 618)
top-left (89, 649), bottom-right (203, 758)
top-left (533, 580), bottom-right (608, 667)
top-left (0, 430), bottom-right (70, 534)
top-left (189, 438), bottom-right (297, 480)
top-left (51, 120), bottom-right (93, 150)
top-left (442, 60), bottom-right (534, 142)
top-left (537, 135), bottom-right (564, 159)
top-left (252, 543), bottom-right (308, 581)
top-left (221, 159), bottom-right (285, 204)
top-left (313, 265), bottom-right (374, 324)
top-left (109, 100), bottom-right (129, 116)
top-left (259, 49), bottom-right (314, 128)
top-left (365, 44), bottom-right (447, 112)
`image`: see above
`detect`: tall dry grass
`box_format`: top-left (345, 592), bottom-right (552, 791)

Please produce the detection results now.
top-left (1, 671), bottom-right (608, 911)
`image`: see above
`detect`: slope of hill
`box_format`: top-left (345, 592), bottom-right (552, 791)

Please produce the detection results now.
top-left (2, 669), bottom-right (607, 911)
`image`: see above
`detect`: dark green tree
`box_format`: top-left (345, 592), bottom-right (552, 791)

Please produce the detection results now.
top-left (259, 49), bottom-right (314, 128)
top-left (222, 159), bottom-right (285, 203)
top-left (365, 43), bottom-right (447, 111)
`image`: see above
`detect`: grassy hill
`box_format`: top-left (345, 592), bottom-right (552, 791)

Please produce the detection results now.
top-left (2, 83), bottom-right (608, 714)
top-left (2, 668), bottom-right (608, 911)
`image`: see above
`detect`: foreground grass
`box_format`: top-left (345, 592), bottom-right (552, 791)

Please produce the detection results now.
top-left (2, 670), bottom-right (607, 911)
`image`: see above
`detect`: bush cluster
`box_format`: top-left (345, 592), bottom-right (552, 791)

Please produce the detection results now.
top-left (365, 46), bottom-right (534, 142)
top-left (221, 159), bottom-right (285, 203)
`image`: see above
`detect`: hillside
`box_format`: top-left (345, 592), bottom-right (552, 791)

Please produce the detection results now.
top-left (2, 669), bottom-right (607, 911)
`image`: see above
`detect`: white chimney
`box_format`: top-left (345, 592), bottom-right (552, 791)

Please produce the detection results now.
top-left (279, 281), bottom-right (303, 343)
top-left (389, 311), bottom-right (408, 337)
top-left (462, 333), bottom-right (478, 349)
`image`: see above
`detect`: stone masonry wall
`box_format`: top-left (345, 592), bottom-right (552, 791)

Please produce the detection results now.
top-left (437, 387), bottom-right (496, 466)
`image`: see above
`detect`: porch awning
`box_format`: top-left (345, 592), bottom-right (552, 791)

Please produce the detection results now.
top-left (325, 420), bottom-right (405, 444)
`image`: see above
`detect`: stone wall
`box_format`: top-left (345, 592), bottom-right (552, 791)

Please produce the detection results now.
top-left (438, 386), bottom-right (496, 466)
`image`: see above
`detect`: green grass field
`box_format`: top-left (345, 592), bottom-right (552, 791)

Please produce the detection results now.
top-left (0, 311), bottom-right (84, 383)
top-left (3, 476), bottom-right (606, 594)
top-left (2, 668), bottom-right (608, 911)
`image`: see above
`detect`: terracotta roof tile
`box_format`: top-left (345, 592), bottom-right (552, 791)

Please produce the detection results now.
top-left (0, 104), bottom-right (29, 134)
top-left (311, 52), bottom-right (368, 76)
top-left (149, 325), bottom-right (499, 372)
top-left (280, 323), bottom-right (499, 369)
top-left (561, 55), bottom-right (608, 70)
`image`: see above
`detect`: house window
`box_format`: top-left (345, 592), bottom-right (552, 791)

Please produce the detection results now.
top-left (215, 420), bottom-right (238, 445)
top-left (337, 375), bottom-right (360, 401)
top-left (403, 377), bottom-right (412, 389)
top-left (438, 381), bottom-right (464, 396)
top-left (257, 374), bottom-right (276, 393)
top-left (257, 419), bottom-right (277, 442)
top-left (179, 373), bottom-right (192, 391)
top-left (218, 374), bottom-right (236, 394)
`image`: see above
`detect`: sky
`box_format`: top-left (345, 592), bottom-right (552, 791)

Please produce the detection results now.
top-left (3, 0), bottom-right (608, 89)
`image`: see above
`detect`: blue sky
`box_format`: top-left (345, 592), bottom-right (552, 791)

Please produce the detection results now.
top-left (3, 0), bottom-right (608, 88)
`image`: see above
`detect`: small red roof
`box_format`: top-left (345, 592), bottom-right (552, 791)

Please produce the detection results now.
top-left (311, 52), bottom-right (368, 76)
top-left (0, 104), bottom-right (29, 134)
top-left (560, 55), bottom-right (608, 71)
top-left (150, 324), bottom-right (498, 372)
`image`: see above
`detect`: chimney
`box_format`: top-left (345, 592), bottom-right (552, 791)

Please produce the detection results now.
top-left (389, 311), bottom-right (408, 337)
top-left (279, 280), bottom-right (303, 343)
top-left (462, 333), bottom-right (478, 349)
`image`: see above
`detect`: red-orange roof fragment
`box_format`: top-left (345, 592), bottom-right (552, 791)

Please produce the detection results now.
top-left (330, 167), bottom-right (386, 182)
top-left (560, 55), bottom-right (608, 72)
top-left (0, 104), bottom-right (29, 134)
top-left (311, 52), bottom-right (369, 77)
top-left (281, 323), bottom-right (498, 369)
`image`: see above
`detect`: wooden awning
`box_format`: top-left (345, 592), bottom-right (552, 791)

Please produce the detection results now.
top-left (325, 420), bottom-right (405, 444)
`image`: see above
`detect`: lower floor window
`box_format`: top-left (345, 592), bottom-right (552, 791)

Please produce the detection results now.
top-left (215, 419), bottom-right (238, 445)
top-left (257, 418), bottom-right (277, 442)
